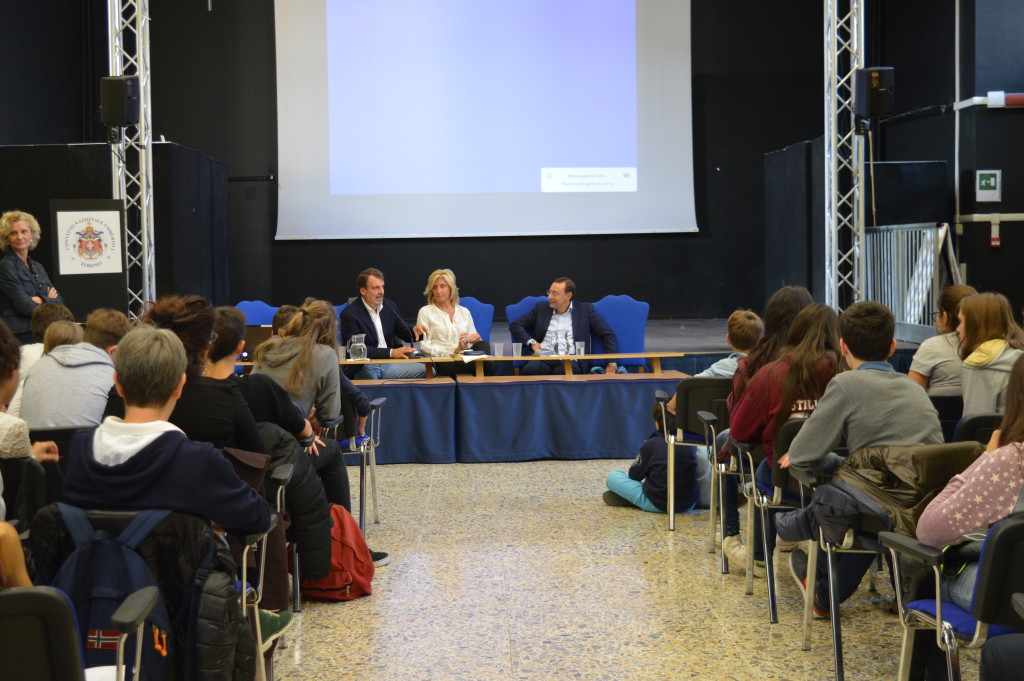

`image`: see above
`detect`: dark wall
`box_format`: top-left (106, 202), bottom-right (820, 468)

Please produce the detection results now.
top-left (10, 2), bottom-right (1022, 318)
top-left (148, 0), bottom-right (824, 317)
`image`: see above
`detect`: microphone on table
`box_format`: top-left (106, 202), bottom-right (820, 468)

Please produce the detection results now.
top-left (383, 299), bottom-right (424, 358)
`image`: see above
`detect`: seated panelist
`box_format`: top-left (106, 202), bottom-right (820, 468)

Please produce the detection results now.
top-left (509, 277), bottom-right (618, 375)
top-left (339, 268), bottom-right (427, 380)
top-left (415, 268), bottom-right (491, 376)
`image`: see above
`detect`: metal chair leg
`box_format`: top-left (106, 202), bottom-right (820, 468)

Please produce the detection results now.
top-left (826, 543), bottom-right (845, 681)
top-left (667, 437), bottom-right (676, 530)
top-left (745, 492), bottom-right (756, 595)
top-left (369, 443), bottom-right (381, 524)
top-left (802, 539), bottom-right (817, 651)
top-left (760, 503), bottom-right (778, 623)
top-left (942, 622), bottom-right (961, 681)
top-left (707, 462), bottom-right (719, 553)
top-left (358, 448), bottom-right (368, 536)
top-left (290, 543), bottom-right (301, 614)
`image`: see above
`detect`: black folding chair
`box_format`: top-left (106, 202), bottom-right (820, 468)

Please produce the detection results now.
top-left (673, 377), bottom-right (732, 537)
top-left (881, 514), bottom-right (1024, 681)
top-left (0, 585), bottom-right (158, 681)
top-left (953, 413), bottom-right (1002, 445)
top-left (929, 395), bottom-right (964, 443)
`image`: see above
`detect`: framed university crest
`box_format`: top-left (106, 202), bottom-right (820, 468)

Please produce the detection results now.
top-left (52, 201), bottom-right (124, 275)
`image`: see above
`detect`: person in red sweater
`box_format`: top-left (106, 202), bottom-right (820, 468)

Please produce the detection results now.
top-left (722, 304), bottom-right (841, 572)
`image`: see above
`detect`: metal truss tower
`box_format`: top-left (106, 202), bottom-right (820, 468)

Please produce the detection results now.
top-left (107, 0), bottom-right (155, 318)
top-left (824, 0), bottom-right (866, 310)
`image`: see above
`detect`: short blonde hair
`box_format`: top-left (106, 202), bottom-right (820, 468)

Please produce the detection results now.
top-left (0, 211), bottom-right (42, 252)
top-left (423, 269), bottom-right (459, 306)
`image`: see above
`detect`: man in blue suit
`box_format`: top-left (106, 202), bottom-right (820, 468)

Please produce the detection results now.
top-left (339, 268), bottom-right (427, 379)
top-left (509, 277), bottom-right (618, 375)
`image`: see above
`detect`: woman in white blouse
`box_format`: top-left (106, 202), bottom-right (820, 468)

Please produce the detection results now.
top-left (416, 269), bottom-right (491, 376)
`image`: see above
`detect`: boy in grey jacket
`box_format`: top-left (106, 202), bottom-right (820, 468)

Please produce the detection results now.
top-left (779, 301), bottom-right (942, 614)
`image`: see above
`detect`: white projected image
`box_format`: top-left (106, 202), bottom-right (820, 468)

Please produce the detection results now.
top-left (274, 0), bottom-right (696, 239)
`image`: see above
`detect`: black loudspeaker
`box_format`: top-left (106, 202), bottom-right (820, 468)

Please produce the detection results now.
top-left (854, 67), bottom-right (894, 118)
top-left (100, 76), bottom-right (140, 126)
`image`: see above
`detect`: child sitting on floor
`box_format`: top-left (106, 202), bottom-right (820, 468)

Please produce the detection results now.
top-left (604, 403), bottom-right (704, 513)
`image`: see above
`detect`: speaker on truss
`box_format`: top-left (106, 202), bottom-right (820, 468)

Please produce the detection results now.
top-left (100, 76), bottom-right (140, 127)
top-left (854, 67), bottom-right (894, 118)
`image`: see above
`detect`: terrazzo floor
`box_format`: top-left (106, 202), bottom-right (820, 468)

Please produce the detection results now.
top-left (272, 460), bottom-right (979, 681)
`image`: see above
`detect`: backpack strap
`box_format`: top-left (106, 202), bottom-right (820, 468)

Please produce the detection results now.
top-left (54, 502), bottom-right (97, 550)
top-left (116, 509), bottom-right (173, 550)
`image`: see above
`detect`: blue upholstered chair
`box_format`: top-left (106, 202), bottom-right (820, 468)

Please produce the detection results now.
top-left (460, 297), bottom-right (494, 343)
top-left (236, 300), bottom-right (279, 326)
top-left (505, 296), bottom-right (548, 369)
top-left (592, 294), bottom-right (650, 369)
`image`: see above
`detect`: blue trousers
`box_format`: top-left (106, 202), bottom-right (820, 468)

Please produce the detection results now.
top-left (605, 471), bottom-right (696, 514)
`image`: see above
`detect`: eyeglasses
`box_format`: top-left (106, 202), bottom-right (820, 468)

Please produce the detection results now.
top-left (209, 331), bottom-right (219, 343)
top-left (545, 290), bottom-right (564, 296)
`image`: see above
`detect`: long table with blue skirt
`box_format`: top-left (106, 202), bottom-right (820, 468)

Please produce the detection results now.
top-left (352, 378), bottom-right (458, 464)
top-left (455, 371), bottom-right (688, 463)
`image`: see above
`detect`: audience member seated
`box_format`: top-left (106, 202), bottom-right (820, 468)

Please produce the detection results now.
top-left (271, 304), bottom-right (299, 337)
top-left (510, 277), bottom-right (619, 375)
top-left (957, 291), bottom-right (1024, 415)
top-left (723, 304), bottom-right (841, 573)
top-left (779, 301), bottom-right (943, 615)
top-left (666, 308), bottom-right (763, 415)
top-left (0, 520), bottom-right (31, 589)
top-left (416, 268), bottom-right (492, 376)
top-left (104, 295), bottom-right (266, 453)
top-left (708, 286), bottom-right (813, 553)
top-left (908, 284), bottom-right (977, 396)
top-left (900, 352), bottom-right (1024, 678)
top-left (8, 302), bottom-right (75, 412)
top-left (17, 308), bottom-right (131, 427)
top-left (56, 324), bottom-right (291, 639)
top-left (41, 319), bottom-right (83, 351)
top-left (604, 403), bottom-right (706, 513)
top-left (339, 267), bottom-right (426, 379)
top-left (0, 318), bottom-right (58, 521)
top-left (250, 301), bottom-right (390, 565)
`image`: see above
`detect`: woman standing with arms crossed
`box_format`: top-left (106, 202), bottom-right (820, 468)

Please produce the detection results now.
top-left (0, 212), bottom-right (63, 344)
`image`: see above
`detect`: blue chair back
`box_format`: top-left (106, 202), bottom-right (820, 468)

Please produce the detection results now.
top-left (334, 303), bottom-right (348, 343)
top-left (235, 300), bottom-right (279, 326)
top-left (504, 296), bottom-right (548, 328)
top-left (592, 294), bottom-right (649, 368)
top-left (459, 297), bottom-right (494, 343)
top-left (505, 296), bottom-right (547, 367)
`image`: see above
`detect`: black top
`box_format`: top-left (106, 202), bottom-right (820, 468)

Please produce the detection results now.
top-left (230, 373), bottom-right (307, 434)
top-left (104, 375), bottom-right (265, 454)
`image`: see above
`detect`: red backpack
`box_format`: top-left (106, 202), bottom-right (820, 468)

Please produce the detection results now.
top-left (299, 504), bottom-right (374, 600)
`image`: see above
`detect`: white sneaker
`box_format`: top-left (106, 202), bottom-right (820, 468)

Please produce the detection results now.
top-left (722, 535), bottom-right (766, 577)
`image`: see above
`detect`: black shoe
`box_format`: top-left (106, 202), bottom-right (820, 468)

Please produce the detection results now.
top-left (370, 550), bottom-right (392, 567)
top-left (603, 490), bottom-right (638, 508)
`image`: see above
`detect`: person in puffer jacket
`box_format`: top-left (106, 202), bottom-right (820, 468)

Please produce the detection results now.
top-left (957, 292), bottom-right (1024, 416)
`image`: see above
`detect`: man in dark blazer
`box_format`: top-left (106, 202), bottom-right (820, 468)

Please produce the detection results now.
top-left (339, 268), bottom-right (427, 379)
top-left (509, 277), bottom-right (618, 375)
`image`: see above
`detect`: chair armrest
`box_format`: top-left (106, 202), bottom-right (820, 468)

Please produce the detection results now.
top-left (270, 463), bottom-right (294, 487)
top-left (319, 415), bottom-right (344, 430)
top-left (654, 390), bottom-right (670, 402)
top-left (696, 410), bottom-right (717, 427)
top-left (788, 464), bottom-right (824, 488)
top-left (878, 531), bottom-right (942, 566)
top-left (1013, 593), bottom-right (1024, 619)
top-left (242, 513), bottom-right (279, 548)
top-left (369, 397), bottom-right (387, 410)
top-left (110, 585), bottom-right (159, 633)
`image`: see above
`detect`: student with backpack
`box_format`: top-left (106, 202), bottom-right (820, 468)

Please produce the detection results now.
top-left (51, 325), bottom-right (291, 671)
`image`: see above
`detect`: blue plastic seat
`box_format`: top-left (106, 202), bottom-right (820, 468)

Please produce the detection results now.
top-left (236, 300), bottom-right (279, 326)
top-left (592, 294), bottom-right (649, 369)
top-left (460, 297), bottom-right (494, 343)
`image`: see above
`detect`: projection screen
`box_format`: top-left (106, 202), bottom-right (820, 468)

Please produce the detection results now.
top-left (274, 0), bottom-right (696, 239)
